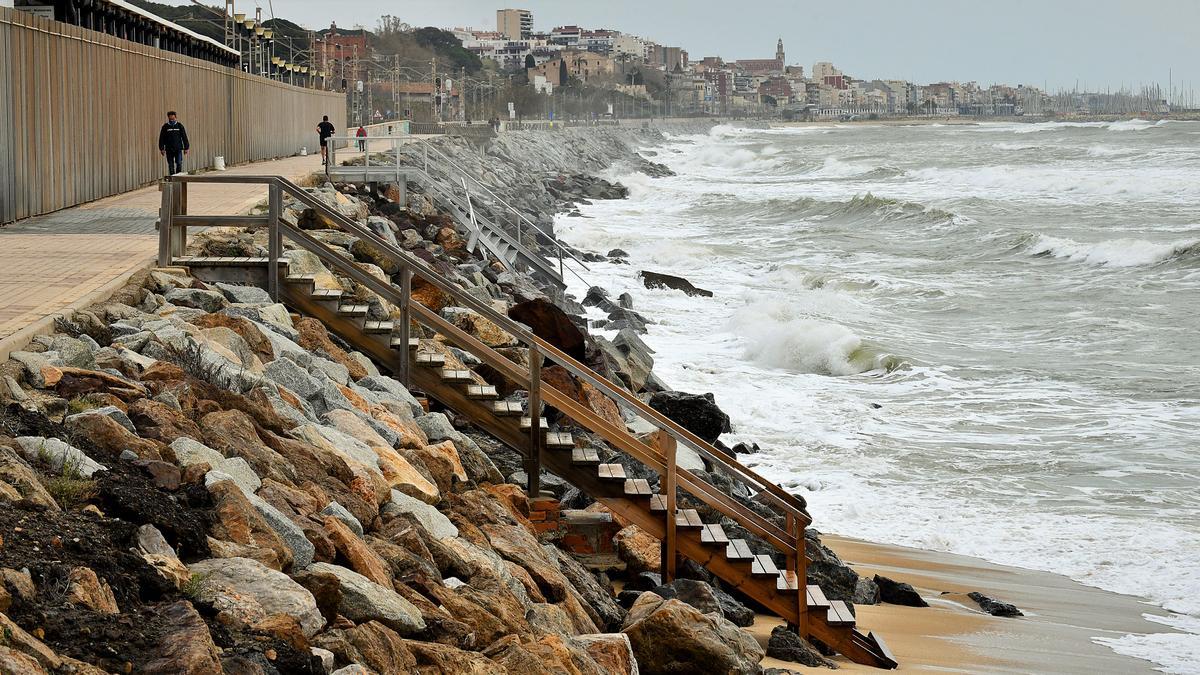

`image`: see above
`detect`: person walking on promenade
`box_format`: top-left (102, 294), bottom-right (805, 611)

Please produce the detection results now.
top-left (317, 115), bottom-right (335, 165)
top-left (157, 111), bottom-right (189, 176)
top-left (355, 125), bottom-right (367, 152)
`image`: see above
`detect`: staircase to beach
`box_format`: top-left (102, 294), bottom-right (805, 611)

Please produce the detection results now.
top-left (156, 173), bottom-right (898, 669)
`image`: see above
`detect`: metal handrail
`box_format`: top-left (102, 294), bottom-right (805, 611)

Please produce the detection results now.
top-left (410, 138), bottom-right (593, 271)
top-left (323, 135), bottom-right (586, 288)
top-left (158, 173), bottom-right (811, 554)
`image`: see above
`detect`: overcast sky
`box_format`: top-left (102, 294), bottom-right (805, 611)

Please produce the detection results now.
top-left (218, 0), bottom-right (1197, 91)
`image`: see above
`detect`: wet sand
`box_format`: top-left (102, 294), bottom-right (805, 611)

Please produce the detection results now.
top-left (749, 536), bottom-right (1178, 673)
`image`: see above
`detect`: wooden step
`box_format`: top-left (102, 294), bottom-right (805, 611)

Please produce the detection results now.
top-left (623, 478), bottom-right (651, 496)
top-left (751, 554), bottom-right (779, 578)
top-left (440, 369), bottom-right (473, 383)
top-left (573, 447), bottom-right (601, 465)
top-left (700, 523), bottom-right (729, 546)
top-left (175, 256), bottom-right (277, 266)
top-left (826, 600), bottom-right (856, 627)
top-left (415, 353), bottom-right (446, 367)
top-left (650, 494), bottom-right (667, 512)
top-left (726, 539), bottom-right (754, 561)
top-left (491, 400), bottom-right (523, 416)
top-left (597, 463), bottom-right (626, 481)
top-left (364, 320), bottom-right (394, 333)
top-left (311, 289), bottom-right (343, 301)
top-left (806, 584), bottom-right (831, 609)
top-left (337, 304), bottom-right (368, 317)
top-left (466, 384), bottom-right (498, 400)
top-left (545, 432), bottom-right (574, 449)
top-left (390, 337), bottom-right (420, 349)
top-left (675, 509), bottom-right (704, 529)
top-left (285, 273), bottom-right (317, 283)
top-left (519, 416), bottom-right (549, 431)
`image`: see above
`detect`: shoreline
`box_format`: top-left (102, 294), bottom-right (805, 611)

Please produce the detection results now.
top-left (746, 535), bottom-right (1176, 673)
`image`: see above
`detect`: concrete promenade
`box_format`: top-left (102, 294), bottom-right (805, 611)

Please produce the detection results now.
top-left (0, 153), bottom-right (328, 357)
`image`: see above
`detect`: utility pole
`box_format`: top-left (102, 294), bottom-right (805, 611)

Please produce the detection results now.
top-left (431, 57), bottom-right (438, 122)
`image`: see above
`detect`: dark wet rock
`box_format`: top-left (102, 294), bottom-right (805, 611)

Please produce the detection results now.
top-left (766, 625), bottom-right (838, 668)
top-left (968, 591), bottom-right (1023, 617)
top-left (640, 271), bottom-right (713, 298)
top-left (731, 442), bottom-right (761, 455)
top-left (624, 571), bottom-right (663, 592)
top-left (853, 576), bottom-right (880, 605)
top-left (647, 391), bottom-right (732, 444)
top-left (507, 298), bottom-right (586, 361)
top-left (607, 249), bottom-right (629, 259)
top-left (653, 579), bottom-right (754, 627)
top-left (617, 590), bottom-right (644, 608)
top-left (805, 532), bottom-right (859, 605)
top-left (874, 574), bottom-right (928, 607)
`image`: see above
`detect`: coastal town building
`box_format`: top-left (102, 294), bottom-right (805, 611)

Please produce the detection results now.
top-left (496, 8), bottom-right (533, 40)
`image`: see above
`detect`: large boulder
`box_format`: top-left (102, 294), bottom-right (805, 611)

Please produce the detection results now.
top-left (14, 436), bottom-right (105, 477)
top-left (646, 391), bottom-right (731, 445)
top-left (615, 524), bottom-right (660, 574)
top-left (875, 574), bottom-right (928, 607)
top-left (189, 557), bottom-right (325, 636)
top-left (0, 445), bottom-right (60, 510)
top-left (541, 365), bottom-right (623, 429)
top-left (571, 634), bottom-right (638, 674)
top-left (442, 307), bottom-right (517, 348)
top-left (308, 562), bottom-right (426, 635)
top-left (141, 601), bottom-right (224, 674)
top-left (508, 298), bottom-right (587, 361)
top-left (766, 625), bottom-right (837, 668)
top-left (652, 579), bottom-right (754, 627)
top-left (639, 271), bottom-right (714, 298)
top-left (621, 593), bottom-right (763, 675)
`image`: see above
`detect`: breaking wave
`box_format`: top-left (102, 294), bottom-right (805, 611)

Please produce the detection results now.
top-left (691, 193), bottom-right (959, 227)
top-left (728, 300), bottom-right (902, 376)
top-left (1026, 234), bottom-right (1200, 267)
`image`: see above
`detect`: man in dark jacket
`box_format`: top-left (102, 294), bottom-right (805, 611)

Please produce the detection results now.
top-left (158, 111), bottom-right (190, 176)
top-left (317, 115), bottom-right (335, 165)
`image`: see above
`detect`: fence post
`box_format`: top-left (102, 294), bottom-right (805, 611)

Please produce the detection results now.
top-left (157, 180), bottom-right (174, 267)
top-left (399, 266), bottom-right (412, 387)
top-left (525, 346), bottom-right (542, 497)
top-left (662, 432), bottom-right (677, 582)
top-left (796, 524), bottom-right (808, 637)
top-left (268, 181), bottom-right (282, 300)
top-left (170, 182), bottom-right (187, 259)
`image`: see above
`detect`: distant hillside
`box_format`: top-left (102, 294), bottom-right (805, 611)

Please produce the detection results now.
top-left (129, 0), bottom-right (311, 53)
top-left (129, 2), bottom-right (481, 75)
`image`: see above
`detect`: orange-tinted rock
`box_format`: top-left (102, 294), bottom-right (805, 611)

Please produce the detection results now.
top-left (323, 516), bottom-right (393, 587)
top-left (295, 317), bottom-right (367, 380)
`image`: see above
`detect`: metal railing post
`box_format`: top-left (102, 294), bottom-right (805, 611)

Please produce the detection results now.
top-left (663, 432), bottom-right (677, 582)
top-left (399, 266), bottom-right (412, 387)
top-left (423, 145), bottom-right (428, 174)
top-left (526, 346), bottom-right (542, 498)
top-left (268, 181), bottom-right (282, 300)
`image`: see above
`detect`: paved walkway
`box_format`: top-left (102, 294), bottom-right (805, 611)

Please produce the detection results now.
top-left (0, 153), bottom-right (330, 349)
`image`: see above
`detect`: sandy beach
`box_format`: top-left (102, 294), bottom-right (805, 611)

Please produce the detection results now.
top-left (747, 535), bottom-right (1178, 673)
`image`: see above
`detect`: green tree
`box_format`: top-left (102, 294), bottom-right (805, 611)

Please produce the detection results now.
top-left (524, 53), bottom-right (535, 70)
top-left (558, 59), bottom-right (568, 86)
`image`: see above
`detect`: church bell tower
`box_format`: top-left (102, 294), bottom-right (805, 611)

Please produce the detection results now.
top-left (776, 38), bottom-right (785, 64)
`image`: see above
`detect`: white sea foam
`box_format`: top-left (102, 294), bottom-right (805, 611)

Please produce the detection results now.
top-left (1030, 234), bottom-right (1200, 267)
top-left (558, 121), bottom-right (1200, 673)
